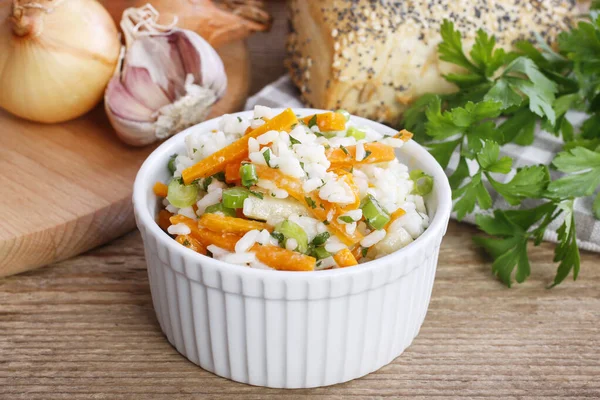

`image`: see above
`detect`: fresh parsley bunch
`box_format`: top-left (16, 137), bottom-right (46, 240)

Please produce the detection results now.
top-left (403, 14), bottom-right (600, 287)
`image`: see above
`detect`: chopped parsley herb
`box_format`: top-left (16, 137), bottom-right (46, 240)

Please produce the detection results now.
top-left (213, 172), bottom-right (226, 182)
top-left (183, 239), bottom-right (191, 246)
top-left (237, 116), bottom-right (242, 122)
top-left (299, 161), bottom-right (305, 170)
top-left (193, 148), bottom-right (198, 153)
top-left (290, 136), bottom-right (301, 145)
top-left (338, 215), bottom-right (355, 223)
top-left (361, 247), bottom-right (369, 258)
top-left (307, 114), bottom-right (318, 128)
top-left (364, 150), bottom-right (373, 159)
top-left (323, 220), bottom-right (330, 225)
top-left (263, 148), bottom-right (271, 167)
top-left (271, 231), bottom-right (285, 245)
top-left (311, 232), bottom-right (331, 246)
top-left (305, 196), bottom-right (317, 209)
top-left (167, 153), bottom-right (178, 174)
top-left (249, 190), bottom-right (264, 199)
top-left (340, 145), bottom-right (349, 155)
top-left (202, 176), bottom-right (213, 191)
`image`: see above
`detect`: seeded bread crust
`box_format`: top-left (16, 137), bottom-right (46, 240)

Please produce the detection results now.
top-left (286, 0), bottom-right (584, 125)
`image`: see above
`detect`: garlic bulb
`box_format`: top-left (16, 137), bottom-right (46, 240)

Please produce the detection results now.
top-left (0, 0), bottom-right (120, 123)
top-left (105, 5), bottom-right (227, 146)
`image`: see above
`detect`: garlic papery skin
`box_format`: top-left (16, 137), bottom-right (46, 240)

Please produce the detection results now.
top-left (105, 5), bottom-right (227, 146)
top-left (0, 0), bottom-right (120, 123)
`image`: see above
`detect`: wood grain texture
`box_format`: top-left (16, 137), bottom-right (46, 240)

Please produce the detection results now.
top-left (0, 221), bottom-right (598, 399)
top-left (0, 40), bottom-right (250, 278)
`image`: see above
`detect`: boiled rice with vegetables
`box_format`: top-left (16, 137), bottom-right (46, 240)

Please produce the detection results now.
top-left (152, 106), bottom-right (432, 271)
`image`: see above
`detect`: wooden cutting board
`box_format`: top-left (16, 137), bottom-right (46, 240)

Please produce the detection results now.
top-left (0, 40), bottom-right (250, 277)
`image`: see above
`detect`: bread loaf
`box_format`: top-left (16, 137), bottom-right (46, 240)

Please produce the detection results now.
top-left (286, 0), bottom-right (584, 124)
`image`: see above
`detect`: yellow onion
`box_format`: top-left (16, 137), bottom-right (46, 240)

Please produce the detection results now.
top-left (0, 0), bottom-right (120, 123)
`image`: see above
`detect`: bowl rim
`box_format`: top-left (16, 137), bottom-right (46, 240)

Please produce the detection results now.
top-left (133, 108), bottom-right (452, 279)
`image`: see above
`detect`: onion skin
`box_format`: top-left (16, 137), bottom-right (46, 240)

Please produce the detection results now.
top-left (99, 0), bottom-right (272, 47)
top-left (0, 0), bottom-right (120, 123)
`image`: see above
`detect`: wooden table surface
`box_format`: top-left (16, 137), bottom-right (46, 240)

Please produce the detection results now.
top-left (2, 221), bottom-right (599, 399)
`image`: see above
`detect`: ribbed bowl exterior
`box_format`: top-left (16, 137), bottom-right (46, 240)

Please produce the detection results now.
top-left (133, 109), bottom-right (452, 388)
top-left (137, 215), bottom-right (443, 388)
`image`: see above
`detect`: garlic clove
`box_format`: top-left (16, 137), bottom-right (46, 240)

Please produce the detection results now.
top-left (127, 35), bottom-right (187, 100)
top-left (105, 101), bottom-right (157, 146)
top-left (177, 31), bottom-right (227, 98)
top-left (105, 78), bottom-right (155, 122)
top-left (122, 66), bottom-right (173, 111)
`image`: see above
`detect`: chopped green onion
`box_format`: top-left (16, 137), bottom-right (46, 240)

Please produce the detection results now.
top-left (361, 247), bottom-right (369, 257)
top-left (275, 220), bottom-right (308, 253)
top-left (340, 145), bottom-right (349, 155)
top-left (311, 232), bottom-right (330, 246)
top-left (307, 114), bottom-right (318, 128)
top-left (205, 202), bottom-right (236, 217)
top-left (335, 109), bottom-right (351, 122)
top-left (347, 126), bottom-right (366, 140)
top-left (240, 164), bottom-right (258, 187)
top-left (338, 215), bottom-right (354, 223)
top-left (290, 136), bottom-right (301, 145)
top-left (222, 187), bottom-right (251, 209)
top-left (409, 170), bottom-right (434, 196)
top-left (167, 178), bottom-right (199, 208)
top-left (312, 246), bottom-right (331, 260)
top-left (360, 194), bottom-right (390, 230)
top-left (167, 154), bottom-right (178, 174)
top-left (305, 196), bottom-right (317, 209)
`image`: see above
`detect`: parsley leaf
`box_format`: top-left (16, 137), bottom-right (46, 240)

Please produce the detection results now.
top-left (453, 172), bottom-right (492, 220)
top-left (477, 140), bottom-right (512, 173)
top-left (488, 165), bottom-right (550, 206)
top-left (550, 200), bottom-right (580, 288)
top-left (547, 147), bottom-right (600, 198)
top-left (473, 210), bottom-right (532, 286)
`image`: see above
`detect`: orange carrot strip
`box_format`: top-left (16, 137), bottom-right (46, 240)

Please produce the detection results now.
top-left (254, 165), bottom-right (363, 246)
top-left (170, 215), bottom-right (314, 270)
top-left (301, 112), bottom-right (346, 132)
top-left (170, 215), bottom-right (201, 236)
top-left (333, 248), bottom-right (359, 268)
top-left (385, 208), bottom-right (407, 230)
top-left (182, 109), bottom-right (298, 184)
top-left (153, 181), bottom-right (168, 197)
top-left (326, 142), bottom-right (395, 167)
top-left (224, 161), bottom-right (243, 183)
top-left (157, 209), bottom-right (173, 232)
top-left (395, 129), bottom-right (414, 141)
top-left (250, 244), bottom-right (315, 271)
top-left (176, 235), bottom-right (207, 255)
top-left (193, 227), bottom-right (241, 252)
top-left (199, 213), bottom-right (272, 235)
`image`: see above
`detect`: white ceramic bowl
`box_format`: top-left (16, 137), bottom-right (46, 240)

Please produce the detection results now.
top-left (133, 109), bottom-right (452, 388)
